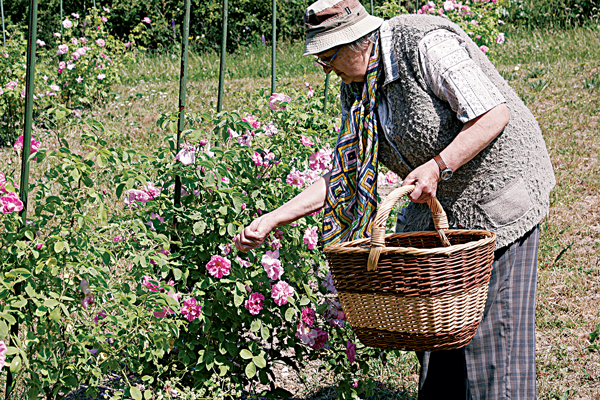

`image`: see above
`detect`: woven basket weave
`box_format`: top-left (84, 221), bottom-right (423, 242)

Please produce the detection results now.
top-left (324, 185), bottom-right (496, 351)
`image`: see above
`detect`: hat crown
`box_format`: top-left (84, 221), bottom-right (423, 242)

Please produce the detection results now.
top-left (304, 0), bottom-right (363, 27)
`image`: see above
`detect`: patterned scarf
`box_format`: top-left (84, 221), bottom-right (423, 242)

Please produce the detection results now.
top-left (322, 34), bottom-right (381, 247)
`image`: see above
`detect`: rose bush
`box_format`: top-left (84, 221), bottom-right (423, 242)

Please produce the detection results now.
top-left (0, 7), bottom-right (133, 147)
top-left (0, 81), bottom-right (399, 398)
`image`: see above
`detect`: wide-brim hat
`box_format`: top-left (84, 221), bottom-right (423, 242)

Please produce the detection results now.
top-left (303, 0), bottom-right (384, 56)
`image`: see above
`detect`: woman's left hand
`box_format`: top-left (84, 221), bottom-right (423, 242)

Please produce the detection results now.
top-left (401, 159), bottom-right (440, 203)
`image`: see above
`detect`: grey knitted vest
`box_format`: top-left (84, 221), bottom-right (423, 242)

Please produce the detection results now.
top-left (340, 14), bottom-right (555, 249)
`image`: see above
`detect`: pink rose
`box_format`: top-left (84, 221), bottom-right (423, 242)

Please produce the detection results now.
top-left (245, 292), bottom-right (265, 315)
top-left (0, 341), bottom-right (7, 372)
top-left (62, 19), bottom-right (73, 29)
top-left (1, 192), bottom-right (24, 214)
top-left (496, 32), bottom-right (505, 45)
top-left (124, 189), bottom-right (151, 206)
top-left (142, 17), bottom-right (151, 24)
top-left (480, 45), bottom-right (489, 54)
top-left (95, 38), bottom-right (105, 47)
top-left (175, 144), bottom-right (196, 165)
top-left (286, 169), bottom-right (305, 187)
top-left (300, 135), bottom-right (314, 146)
top-left (36, 242), bottom-right (43, 250)
top-left (6, 80), bottom-right (18, 90)
top-left (303, 226), bottom-right (319, 250)
top-left (346, 341), bottom-right (356, 363)
top-left (57, 44), bottom-right (69, 55)
top-left (272, 280), bottom-right (294, 306)
top-left (268, 93), bottom-right (292, 111)
top-left (242, 115), bottom-right (261, 129)
top-left (180, 298), bottom-right (202, 322)
top-left (236, 256), bottom-right (251, 268)
top-left (142, 276), bottom-right (160, 292)
top-left (301, 307), bottom-right (315, 326)
top-left (262, 250), bottom-right (283, 280)
top-left (252, 151), bottom-right (264, 167)
top-left (311, 328), bottom-right (328, 350)
top-left (206, 255), bottom-right (231, 279)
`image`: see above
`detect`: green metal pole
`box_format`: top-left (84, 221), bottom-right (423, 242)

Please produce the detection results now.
top-left (271, 0), bottom-right (276, 94)
top-left (370, 0), bottom-right (374, 14)
top-left (1, 0), bottom-right (6, 47)
top-left (60, 0), bottom-right (63, 35)
top-left (323, 74), bottom-right (330, 112)
top-left (8, 1), bottom-right (37, 397)
top-left (174, 0), bottom-right (191, 209)
top-left (217, 0), bottom-right (228, 112)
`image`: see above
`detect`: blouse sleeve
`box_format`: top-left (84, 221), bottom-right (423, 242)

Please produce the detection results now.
top-left (418, 29), bottom-right (506, 123)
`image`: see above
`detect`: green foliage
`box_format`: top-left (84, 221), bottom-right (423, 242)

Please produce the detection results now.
top-left (503, 0), bottom-right (600, 29)
top-left (0, 82), bottom-right (388, 397)
top-left (0, 8), bottom-right (133, 148)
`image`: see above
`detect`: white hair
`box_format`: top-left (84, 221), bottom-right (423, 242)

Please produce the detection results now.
top-left (347, 30), bottom-right (379, 53)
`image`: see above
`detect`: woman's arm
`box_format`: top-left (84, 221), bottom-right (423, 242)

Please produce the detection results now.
top-left (403, 103), bottom-right (510, 202)
top-left (234, 172), bottom-right (331, 252)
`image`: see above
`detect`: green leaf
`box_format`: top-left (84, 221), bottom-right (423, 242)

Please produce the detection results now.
top-left (193, 221), bottom-right (206, 235)
top-left (299, 297), bottom-right (310, 306)
top-left (234, 293), bottom-right (244, 308)
top-left (54, 241), bottom-right (66, 254)
top-left (218, 206), bottom-right (228, 216)
top-left (240, 349), bottom-right (253, 360)
top-left (130, 386), bottom-right (143, 400)
top-left (116, 183), bottom-right (126, 199)
top-left (0, 321), bottom-right (8, 338)
top-left (98, 204), bottom-right (108, 225)
top-left (252, 355), bottom-right (267, 369)
top-left (245, 361), bottom-right (256, 379)
top-left (96, 154), bottom-right (108, 168)
top-left (285, 307), bottom-right (295, 322)
top-left (144, 390), bottom-right (152, 400)
top-left (172, 268), bottom-right (182, 281)
top-left (44, 299), bottom-right (59, 308)
top-left (250, 319), bottom-right (261, 333)
top-left (49, 306), bottom-right (61, 323)
top-left (261, 326), bottom-right (269, 342)
top-left (10, 355), bottom-right (21, 373)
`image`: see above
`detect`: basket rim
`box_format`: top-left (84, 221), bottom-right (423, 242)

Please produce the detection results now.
top-left (324, 229), bottom-right (496, 256)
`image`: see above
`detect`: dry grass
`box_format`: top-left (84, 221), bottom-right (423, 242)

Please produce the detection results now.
top-left (1, 26), bottom-right (600, 399)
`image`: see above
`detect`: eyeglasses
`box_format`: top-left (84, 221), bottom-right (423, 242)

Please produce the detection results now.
top-left (315, 46), bottom-right (342, 69)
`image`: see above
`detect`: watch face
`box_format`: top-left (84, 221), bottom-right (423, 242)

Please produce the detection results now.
top-left (441, 169), bottom-right (453, 181)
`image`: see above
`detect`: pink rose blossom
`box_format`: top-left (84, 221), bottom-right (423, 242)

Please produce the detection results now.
top-left (76, 76), bottom-right (83, 83)
top-left (480, 45), bottom-right (489, 53)
top-left (309, 148), bottom-right (333, 171)
top-left (62, 19), bottom-right (73, 29)
top-left (262, 122), bottom-right (278, 136)
top-left (72, 52), bottom-right (80, 61)
top-left (346, 341), bottom-right (356, 363)
top-left (35, 242), bottom-right (43, 250)
top-left (142, 17), bottom-right (152, 24)
top-left (6, 80), bottom-right (18, 90)
top-left (286, 169), bottom-right (305, 187)
top-left (13, 135), bottom-right (41, 159)
top-left (303, 226), bottom-right (319, 249)
top-left (242, 115), bottom-right (261, 129)
top-left (496, 32), bottom-right (505, 45)
top-left (269, 93), bottom-right (292, 111)
top-left (245, 292), bottom-right (265, 315)
top-left (0, 193), bottom-right (24, 214)
top-left (175, 144), bottom-right (196, 165)
top-left (124, 189), bottom-right (150, 206)
top-left (301, 307), bottom-right (315, 326)
top-left (57, 44), bottom-right (69, 55)
top-left (142, 276), bottom-right (160, 292)
top-left (322, 271), bottom-right (337, 294)
top-left (311, 328), bottom-right (328, 350)
top-left (300, 135), bottom-right (314, 146)
top-left (53, 32), bottom-right (61, 38)
top-left (180, 298), bottom-right (202, 321)
top-left (272, 280), bottom-right (294, 306)
top-left (385, 171), bottom-right (398, 184)
top-left (101, 16), bottom-right (108, 23)
top-left (262, 250), bottom-right (283, 280)
top-left (113, 236), bottom-right (123, 243)
top-left (241, 203), bottom-right (247, 210)
top-left (36, 39), bottom-right (45, 46)
top-left (0, 341), bottom-right (7, 372)
top-left (143, 182), bottom-right (161, 199)
top-left (221, 176), bottom-right (230, 184)
top-left (206, 255), bottom-right (231, 279)
top-left (252, 151), bottom-right (264, 167)
top-left (71, 12), bottom-right (80, 18)
top-left (236, 256), bottom-right (251, 268)
top-left (124, 41), bottom-right (132, 48)
top-left (96, 38), bottom-right (106, 47)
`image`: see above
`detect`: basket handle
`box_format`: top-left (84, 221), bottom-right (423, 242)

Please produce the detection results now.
top-left (367, 185), bottom-right (451, 272)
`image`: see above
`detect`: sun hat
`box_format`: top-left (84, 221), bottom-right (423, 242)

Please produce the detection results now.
top-left (303, 0), bottom-right (384, 56)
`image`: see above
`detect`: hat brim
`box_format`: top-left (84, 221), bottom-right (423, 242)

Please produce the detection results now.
top-left (303, 15), bottom-right (383, 56)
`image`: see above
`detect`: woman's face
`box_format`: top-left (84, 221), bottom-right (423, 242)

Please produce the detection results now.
top-left (317, 43), bottom-right (373, 84)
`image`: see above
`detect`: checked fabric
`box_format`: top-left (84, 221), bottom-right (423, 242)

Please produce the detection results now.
top-left (322, 34), bottom-right (381, 247)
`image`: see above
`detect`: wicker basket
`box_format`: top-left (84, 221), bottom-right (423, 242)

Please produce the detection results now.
top-left (324, 185), bottom-right (496, 351)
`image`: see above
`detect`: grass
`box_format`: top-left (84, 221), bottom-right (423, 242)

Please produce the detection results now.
top-left (2, 25), bottom-right (600, 399)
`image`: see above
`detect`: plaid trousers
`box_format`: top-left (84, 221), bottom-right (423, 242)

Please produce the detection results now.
top-left (416, 226), bottom-right (539, 400)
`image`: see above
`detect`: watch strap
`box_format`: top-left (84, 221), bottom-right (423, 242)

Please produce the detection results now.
top-left (433, 155), bottom-right (448, 174)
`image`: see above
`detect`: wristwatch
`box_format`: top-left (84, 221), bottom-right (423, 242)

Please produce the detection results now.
top-left (434, 155), bottom-right (453, 181)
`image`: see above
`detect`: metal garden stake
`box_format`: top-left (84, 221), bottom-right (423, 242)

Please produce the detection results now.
top-left (174, 0), bottom-right (191, 209)
top-left (1, 0), bottom-right (6, 47)
top-left (217, 0), bottom-right (228, 112)
top-left (271, 0), bottom-right (276, 94)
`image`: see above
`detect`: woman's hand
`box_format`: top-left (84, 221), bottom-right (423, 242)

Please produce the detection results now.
top-left (234, 214), bottom-right (276, 252)
top-left (402, 159), bottom-right (440, 203)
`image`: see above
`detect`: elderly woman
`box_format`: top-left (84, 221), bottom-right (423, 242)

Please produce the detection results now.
top-left (235, 0), bottom-right (555, 398)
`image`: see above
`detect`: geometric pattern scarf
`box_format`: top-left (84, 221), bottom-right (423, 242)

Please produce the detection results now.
top-left (322, 33), bottom-right (381, 247)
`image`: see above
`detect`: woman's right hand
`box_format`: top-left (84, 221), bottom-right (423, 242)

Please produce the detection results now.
top-left (234, 214), bottom-right (276, 252)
